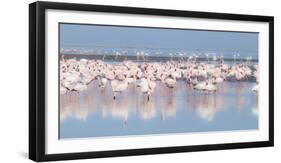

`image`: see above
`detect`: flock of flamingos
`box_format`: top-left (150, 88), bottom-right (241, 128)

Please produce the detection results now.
top-left (60, 53), bottom-right (259, 100)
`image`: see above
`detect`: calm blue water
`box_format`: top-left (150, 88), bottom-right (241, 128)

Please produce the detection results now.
top-left (60, 81), bottom-right (258, 139)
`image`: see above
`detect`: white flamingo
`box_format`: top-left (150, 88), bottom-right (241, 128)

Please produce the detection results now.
top-left (60, 85), bottom-right (67, 95)
top-left (205, 81), bottom-right (217, 93)
top-left (99, 77), bottom-right (108, 89)
top-left (252, 84), bottom-right (259, 93)
top-left (164, 77), bottom-right (176, 88)
top-left (73, 82), bottom-right (87, 92)
top-left (111, 78), bottom-right (129, 99)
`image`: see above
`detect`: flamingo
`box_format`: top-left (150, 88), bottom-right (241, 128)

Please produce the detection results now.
top-left (99, 77), bottom-right (108, 89)
top-left (252, 84), bottom-right (259, 93)
top-left (111, 78), bottom-right (129, 99)
top-left (137, 77), bottom-right (156, 101)
top-left (212, 54), bottom-right (217, 63)
top-left (214, 77), bottom-right (224, 84)
top-left (59, 52), bottom-right (257, 100)
top-left (205, 81), bottom-right (217, 93)
top-left (164, 77), bottom-right (176, 88)
top-left (194, 82), bottom-right (206, 92)
top-left (73, 82), bottom-right (87, 92)
top-left (60, 85), bottom-right (67, 95)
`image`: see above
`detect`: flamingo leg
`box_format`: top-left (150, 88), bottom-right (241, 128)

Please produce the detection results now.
top-left (113, 92), bottom-right (116, 100)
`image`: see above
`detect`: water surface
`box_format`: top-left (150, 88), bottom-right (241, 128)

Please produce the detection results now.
top-left (60, 81), bottom-right (258, 139)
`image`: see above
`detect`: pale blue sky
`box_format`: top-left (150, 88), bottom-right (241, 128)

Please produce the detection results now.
top-left (59, 23), bottom-right (259, 59)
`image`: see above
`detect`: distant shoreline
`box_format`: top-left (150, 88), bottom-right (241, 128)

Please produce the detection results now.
top-left (60, 53), bottom-right (258, 63)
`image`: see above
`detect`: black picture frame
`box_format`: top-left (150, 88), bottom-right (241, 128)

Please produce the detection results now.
top-left (29, 1), bottom-right (274, 162)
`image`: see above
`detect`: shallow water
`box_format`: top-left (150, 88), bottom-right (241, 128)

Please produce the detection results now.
top-left (60, 81), bottom-right (258, 139)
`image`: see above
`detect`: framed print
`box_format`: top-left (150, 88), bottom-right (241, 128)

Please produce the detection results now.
top-left (29, 1), bottom-right (274, 162)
